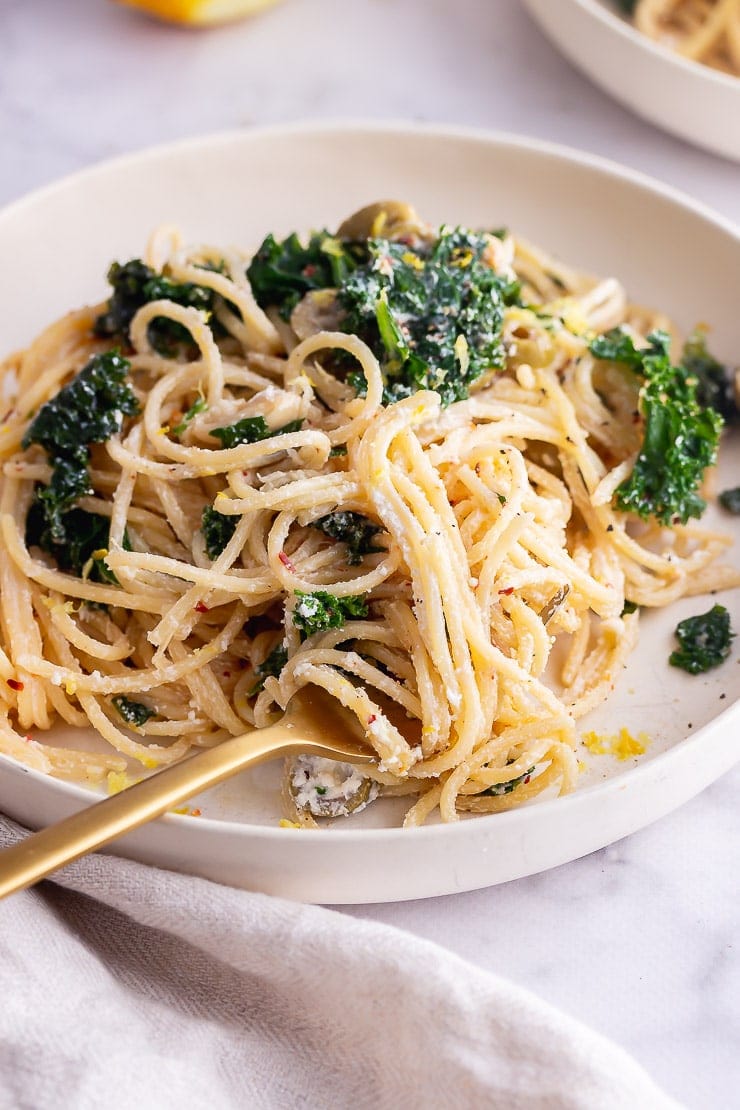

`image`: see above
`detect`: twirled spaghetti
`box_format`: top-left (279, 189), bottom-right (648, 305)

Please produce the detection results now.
top-left (0, 201), bottom-right (736, 826)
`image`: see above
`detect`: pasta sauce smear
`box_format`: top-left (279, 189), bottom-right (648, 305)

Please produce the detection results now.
top-left (0, 201), bottom-right (736, 827)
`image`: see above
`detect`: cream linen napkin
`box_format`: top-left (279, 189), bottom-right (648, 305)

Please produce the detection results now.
top-left (0, 816), bottom-right (678, 1110)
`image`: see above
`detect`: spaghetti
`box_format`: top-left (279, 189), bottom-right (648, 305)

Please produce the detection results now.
top-left (627, 0), bottom-right (740, 76)
top-left (0, 201), bottom-right (736, 826)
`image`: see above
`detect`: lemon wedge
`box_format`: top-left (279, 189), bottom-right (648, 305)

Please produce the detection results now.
top-left (116, 0), bottom-right (281, 25)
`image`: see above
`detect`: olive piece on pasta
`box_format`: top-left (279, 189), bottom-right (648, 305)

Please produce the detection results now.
top-left (287, 755), bottom-right (379, 819)
top-left (336, 199), bottom-right (422, 243)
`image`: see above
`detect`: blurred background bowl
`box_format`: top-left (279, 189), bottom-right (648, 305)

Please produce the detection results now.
top-left (523, 0), bottom-right (740, 162)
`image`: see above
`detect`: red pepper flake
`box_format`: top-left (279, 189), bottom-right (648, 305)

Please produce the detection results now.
top-left (498, 587), bottom-right (515, 596)
top-left (190, 808), bottom-right (202, 817)
top-left (524, 775), bottom-right (531, 784)
top-left (367, 714), bottom-right (377, 725)
top-left (7, 678), bottom-right (24, 691)
top-left (223, 670), bottom-right (231, 678)
top-left (278, 551), bottom-right (296, 573)
top-left (25, 734), bottom-right (33, 743)
top-left (302, 264), bottom-right (317, 278)
top-left (194, 601), bottom-right (209, 614)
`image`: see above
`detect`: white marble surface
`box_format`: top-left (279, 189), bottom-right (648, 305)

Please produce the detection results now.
top-left (1, 1), bottom-right (738, 1107)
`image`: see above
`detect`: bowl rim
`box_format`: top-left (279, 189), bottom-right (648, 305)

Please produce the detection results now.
top-left (567, 0), bottom-right (740, 93)
top-left (0, 119), bottom-right (737, 845)
top-left (0, 120), bottom-right (738, 239)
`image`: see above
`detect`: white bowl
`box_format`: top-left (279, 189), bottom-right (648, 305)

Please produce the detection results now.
top-left (523, 0), bottom-right (740, 162)
top-left (0, 123), bottom-right (738, 903)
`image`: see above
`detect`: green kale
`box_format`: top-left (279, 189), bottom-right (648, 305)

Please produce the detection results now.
top-left (483, 766), bottom-right (535, 796)
top-left (25, 502), bottom-right (127, 584)
top-left (669, 604), bottom-right (734, 675)
top-left (292, 591), bottom-right (368, 636)
top-left (589, 328), bottom-right (646, 369)
top-left (718, 487), bottom-right (740, 514)
top-left (22, 351), bottom-right (139, 542)
top-left (172, 395), bottom-right (208, 436)
top-left (94, 259), bottom-right (217, 356)
top-left (209, 416), bottom-right (303, 450)
top-left (312, 511), bottom-right (383, 565)
top-left (246, 232), bottom-right (363, 321)
top-left (680, 329), bottom-right (737, 422)
top-left (201, 505), bottom-right (238, 559)
top-left (339, 227), bottom-right (520, 406)
top-left (621, 600), bottom-right (639, 616)
top-left (249, 642), bottom-right (288, 695)
top-left (589, 329), bottom-right (723, 525)
top-left (112, 696), bottom-right (156, 727)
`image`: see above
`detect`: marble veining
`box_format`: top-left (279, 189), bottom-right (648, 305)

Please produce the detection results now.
top-left (0, 2), bottom-right (738, 1107)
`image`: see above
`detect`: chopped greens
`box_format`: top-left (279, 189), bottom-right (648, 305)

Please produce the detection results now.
top-left (339, 228), bottom-right (520, 406)
top-left (22, 351), bottom-right (139, 542)
top-left (172, 394), bottom-right (207, 436)
top-left (669, 604), bottom-right (734, 675)
top-left (112, 696), bottom-right (155, 727)
top-left (680, 329), bottom-right (738, 422)
top-left (483, 766), bottom-right (534, 796)
top-left (209, 415), bottom-right (302, 450)
top-left (249, 642), bottom-right (288, 695)
top-left (312, 511), bottom-right (383, 565)
top-left (246, 232), bottom-right (362, 321)
top-left (292, 591), bottom-right (368, 636)
top-left (621, 600), bottom-right (639, 616)
top-left (589, 329), bottom-right (723, 525)
top-left (201, 505), bottom-right (238, 560)
top-left (94, 259), bottom-right (219, 356)
top-left (25, 503), bottom-right (126, 584)
top-left (718, 487), bottom-right (740, 514)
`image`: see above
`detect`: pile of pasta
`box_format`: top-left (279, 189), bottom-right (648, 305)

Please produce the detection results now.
top-left (630, 0), bottom-right (740, 76)
top-left (0, 208), bottom-right (735, 826)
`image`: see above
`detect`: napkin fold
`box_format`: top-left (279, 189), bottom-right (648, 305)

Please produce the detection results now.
top-left (0, 816), bottom-right (677, 1110)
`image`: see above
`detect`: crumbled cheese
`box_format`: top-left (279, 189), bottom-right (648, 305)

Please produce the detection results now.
top-left (290, 755), bottom-right (378, 818)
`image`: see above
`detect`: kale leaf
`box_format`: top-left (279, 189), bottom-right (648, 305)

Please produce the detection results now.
top-left (209, 416), bottom-right (303, 450)
top-left (25, 502), bottom-right (126, 584)
top-left (312, 511), bottom-right (383, 565)
top-left (292, 591), bottom-right (368, 636)
top-left (201, 505), bottom-right (238, 559)
top-left (249, 642), bottom-right (288, 695)
top-left (589, 329), bottom-right (723, 525)
top-left (339, 228), bottom-right (519, 406)
top-left (718, 487), bottom-right (740, 514)
top-left (22, 351), bottom-right (139, 542)
top-left (94, 259), bottom-right (217, 356)
top-left (172, 395), bottom-right (207, 436)
top-left (669, 604), bottom-right (734, 675)
top-left (680, 329), bottom-right (737, 422)
top-left (112, 696), bottom-right (156, 727)
top-left (483, 766), bottom-right (535, 797)
top-left (246, 232), bottom-right (362, 321)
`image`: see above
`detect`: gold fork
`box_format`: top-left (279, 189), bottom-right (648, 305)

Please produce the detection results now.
top-left (0, 686), bottom-right (375, 899)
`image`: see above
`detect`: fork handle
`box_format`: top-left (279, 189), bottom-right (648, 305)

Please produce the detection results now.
top-left (0, 721), bottom-right (300, 900)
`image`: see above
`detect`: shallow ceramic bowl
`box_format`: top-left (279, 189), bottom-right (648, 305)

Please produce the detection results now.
top-left (0, 123), bottom-right (738, 902)
top-left (523, 0), bottom-right (740, 162)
